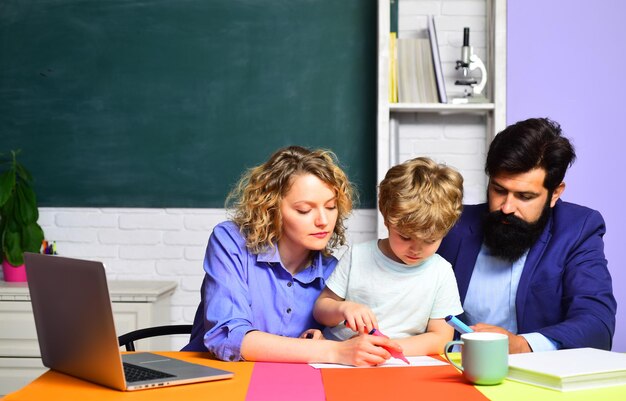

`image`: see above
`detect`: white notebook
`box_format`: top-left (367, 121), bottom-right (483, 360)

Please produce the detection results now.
top-left (507, 348), bottom-right (626, 392)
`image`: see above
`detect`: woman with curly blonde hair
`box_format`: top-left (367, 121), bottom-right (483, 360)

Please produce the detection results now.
top-left (226, 145), bottom-right (353, 256)
top-left (183, 146), bottom-right (402, 366)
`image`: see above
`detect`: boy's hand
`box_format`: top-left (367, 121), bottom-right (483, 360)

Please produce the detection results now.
top-left (341, 302), bottom-right (378, 334)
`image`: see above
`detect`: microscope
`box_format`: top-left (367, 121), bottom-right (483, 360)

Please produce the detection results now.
top-left (454, 27), bottom-right (487, 100)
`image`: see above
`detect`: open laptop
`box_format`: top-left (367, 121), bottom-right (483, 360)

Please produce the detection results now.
top-left (24, 253), bottom-right (234, 391)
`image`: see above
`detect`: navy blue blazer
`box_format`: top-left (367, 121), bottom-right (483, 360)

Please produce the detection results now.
top-left (438, 200), bottom-right (616, 350)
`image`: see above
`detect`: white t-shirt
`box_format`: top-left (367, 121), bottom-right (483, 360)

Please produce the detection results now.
top-left (324, 240), bottom-right (463, 340)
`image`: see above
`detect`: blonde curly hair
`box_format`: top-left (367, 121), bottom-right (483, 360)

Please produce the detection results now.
top-left (378, 157), bottom-right (463, 240)
top-left (226, 146), bottom-right (355, 255)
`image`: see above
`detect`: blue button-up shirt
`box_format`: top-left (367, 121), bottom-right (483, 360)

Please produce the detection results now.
top-left (182, 221), bottom-right (338, 361)
top-left (464, 244), bottom-right (558, 352)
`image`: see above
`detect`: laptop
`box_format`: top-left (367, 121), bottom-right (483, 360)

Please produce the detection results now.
top-left (24, 253), bottom-right (234, 391)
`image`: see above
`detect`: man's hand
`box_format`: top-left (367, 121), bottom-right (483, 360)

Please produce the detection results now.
top-left (471, 323), bottom-right (532, 353)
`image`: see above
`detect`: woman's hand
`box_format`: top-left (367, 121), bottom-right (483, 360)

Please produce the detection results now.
top-left (299, 329), bottom-right (325, 340)
top-left (332, 332), bottom-right (403, 366)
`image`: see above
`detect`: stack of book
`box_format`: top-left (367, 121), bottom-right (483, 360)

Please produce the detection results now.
top-left (397, 38), bottom-right (438, 103)
top-left (428, 15), bottom-right (447, 103)
top-left (389, 0), bottom-right (398, 103)
top-left (507, 347), bottom-right (626, 392)
top-left (389, 31), bottom-right (398, 103)
top-left (389, 15), bottom-right (446, 104)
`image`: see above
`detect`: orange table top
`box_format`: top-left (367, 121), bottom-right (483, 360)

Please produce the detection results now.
top-left (5, 352), bottom-right (626, 401)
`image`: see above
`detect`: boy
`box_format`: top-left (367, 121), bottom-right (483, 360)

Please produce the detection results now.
top-left (313, 157), bottom-right (464, 356)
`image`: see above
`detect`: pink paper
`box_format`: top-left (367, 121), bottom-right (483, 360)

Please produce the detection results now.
top-left (245, 362), bottom-right (325, 401)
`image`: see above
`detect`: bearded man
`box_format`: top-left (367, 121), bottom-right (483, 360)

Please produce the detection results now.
top-left (438, 117), bottom-right (616, 354)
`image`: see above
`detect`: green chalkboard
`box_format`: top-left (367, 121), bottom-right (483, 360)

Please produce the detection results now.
top-left (0, 0), bottom-right (377, 208)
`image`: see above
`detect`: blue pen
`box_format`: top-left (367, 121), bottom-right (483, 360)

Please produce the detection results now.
top-left (445, 315), bottom-right (473, 334)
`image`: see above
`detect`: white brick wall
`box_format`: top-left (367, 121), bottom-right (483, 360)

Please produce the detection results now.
top-left (396, 0), bottom-right (489, 204)
top-left (10, 207), bottom-right (378, 348)
top-left (396, 113), bottom-right (488, 203)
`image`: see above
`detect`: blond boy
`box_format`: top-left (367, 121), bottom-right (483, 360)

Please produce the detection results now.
top-left (314, 157), bottom-right (464, 356)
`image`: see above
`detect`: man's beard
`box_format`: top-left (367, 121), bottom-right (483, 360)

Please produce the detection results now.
top-left (483, 202), bottom-right (552, 262)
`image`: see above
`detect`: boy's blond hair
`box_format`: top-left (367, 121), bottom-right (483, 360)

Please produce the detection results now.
top-left (378, 157), bottom-right (463, 239)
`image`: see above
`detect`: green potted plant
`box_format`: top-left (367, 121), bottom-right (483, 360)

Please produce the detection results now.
top-left (0, 150), bottom-right (44, 282)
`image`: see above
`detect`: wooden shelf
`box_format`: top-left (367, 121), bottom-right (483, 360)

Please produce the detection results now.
top-left (389, 103), bottom-right (495, 113)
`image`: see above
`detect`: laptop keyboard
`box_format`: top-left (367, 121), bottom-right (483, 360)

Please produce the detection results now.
top-left (123, 362), bottom-right (176, 383)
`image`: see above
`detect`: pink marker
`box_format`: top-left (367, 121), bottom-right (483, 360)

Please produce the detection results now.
top-left (369, 328), bottom-right (410, 365)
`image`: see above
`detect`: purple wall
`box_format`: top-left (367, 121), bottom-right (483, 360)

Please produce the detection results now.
top-left (507, 1), bottom-right (626, 351)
